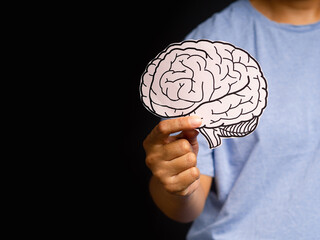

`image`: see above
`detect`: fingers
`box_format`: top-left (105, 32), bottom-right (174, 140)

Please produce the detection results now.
top-left (178, 129), bottom-right (199, 141)
top-left (161, 167), bottom-right (200, 196)
top-left (145, 139), bottom-right (193, 175)
top-left (149, 116), bottom-right (202, 144)
top-left (175, 129), bottom-right (199, 155)
top-left (143, 116), bottom-right (202, 197)
top-left (162, 139), bottom-right (193, 161)
top-left (151, 150), bottom-right (199, 196)
top-left (165, 151), bottom-right (197, 176)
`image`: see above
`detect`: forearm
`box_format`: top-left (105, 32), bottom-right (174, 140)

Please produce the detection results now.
top-left (149, 175), bottom-right (209, 223)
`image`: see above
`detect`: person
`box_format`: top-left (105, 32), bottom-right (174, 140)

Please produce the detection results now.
top-left (143, 0), bottom-right (320, 239)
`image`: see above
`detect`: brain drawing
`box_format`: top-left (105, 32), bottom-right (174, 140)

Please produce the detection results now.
top-left (140, 40), bottom-right (268, 148)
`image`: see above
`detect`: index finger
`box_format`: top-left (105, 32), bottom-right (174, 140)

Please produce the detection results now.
top-left (151, 116), bottom-right (202, 142)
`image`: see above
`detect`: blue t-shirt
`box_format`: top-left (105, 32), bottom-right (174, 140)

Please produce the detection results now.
top-left (185, 0), bottom-right (320, 239)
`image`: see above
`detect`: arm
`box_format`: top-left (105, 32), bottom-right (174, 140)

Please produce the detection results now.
top-left (149, 174), bottom-right (212, 223)
top-left (143, 116), bottom-right (212, 223)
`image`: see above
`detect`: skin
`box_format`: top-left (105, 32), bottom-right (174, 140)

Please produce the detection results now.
top-left (143, 0), bottom-right (320, 223)
top-left (143, 116), bottom-right (211, 222)
top-left (250, 0), bottom-right (320, 25)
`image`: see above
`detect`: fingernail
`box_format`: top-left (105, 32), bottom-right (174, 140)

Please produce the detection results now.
top-left (189, 116), bottom-right (202, 127)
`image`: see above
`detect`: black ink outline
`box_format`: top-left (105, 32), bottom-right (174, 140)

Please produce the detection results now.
top-left (140, 39), bottom-right (268, 149)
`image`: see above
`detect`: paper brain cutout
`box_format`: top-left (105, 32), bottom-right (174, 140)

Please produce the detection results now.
top-left (140, 40), bottom-right (268, 148)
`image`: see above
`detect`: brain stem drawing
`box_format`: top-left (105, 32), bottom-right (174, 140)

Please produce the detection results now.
top-left (140, 40), bottom-right (268, 148)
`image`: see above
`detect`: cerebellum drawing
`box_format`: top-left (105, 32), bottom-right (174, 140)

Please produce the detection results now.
top-left (140, 40), bottom-right (268, 148)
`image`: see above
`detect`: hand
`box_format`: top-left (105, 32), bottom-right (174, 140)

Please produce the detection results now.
top-left (143, 116), bottom-right (202, 196)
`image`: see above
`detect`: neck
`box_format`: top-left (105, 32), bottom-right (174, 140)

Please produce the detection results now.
top-left (250, 0), bottom-right (320, 25)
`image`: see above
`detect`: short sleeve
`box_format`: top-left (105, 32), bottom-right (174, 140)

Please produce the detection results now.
top-left (196, 132), bottom-right (215, 177)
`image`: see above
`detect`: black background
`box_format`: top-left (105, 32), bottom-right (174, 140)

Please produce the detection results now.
top-left (120, 1), bottom-right (236, 239)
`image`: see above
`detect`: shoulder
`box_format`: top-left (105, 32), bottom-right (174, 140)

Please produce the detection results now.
top-left (185, 0), bottom-right (253, 43)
